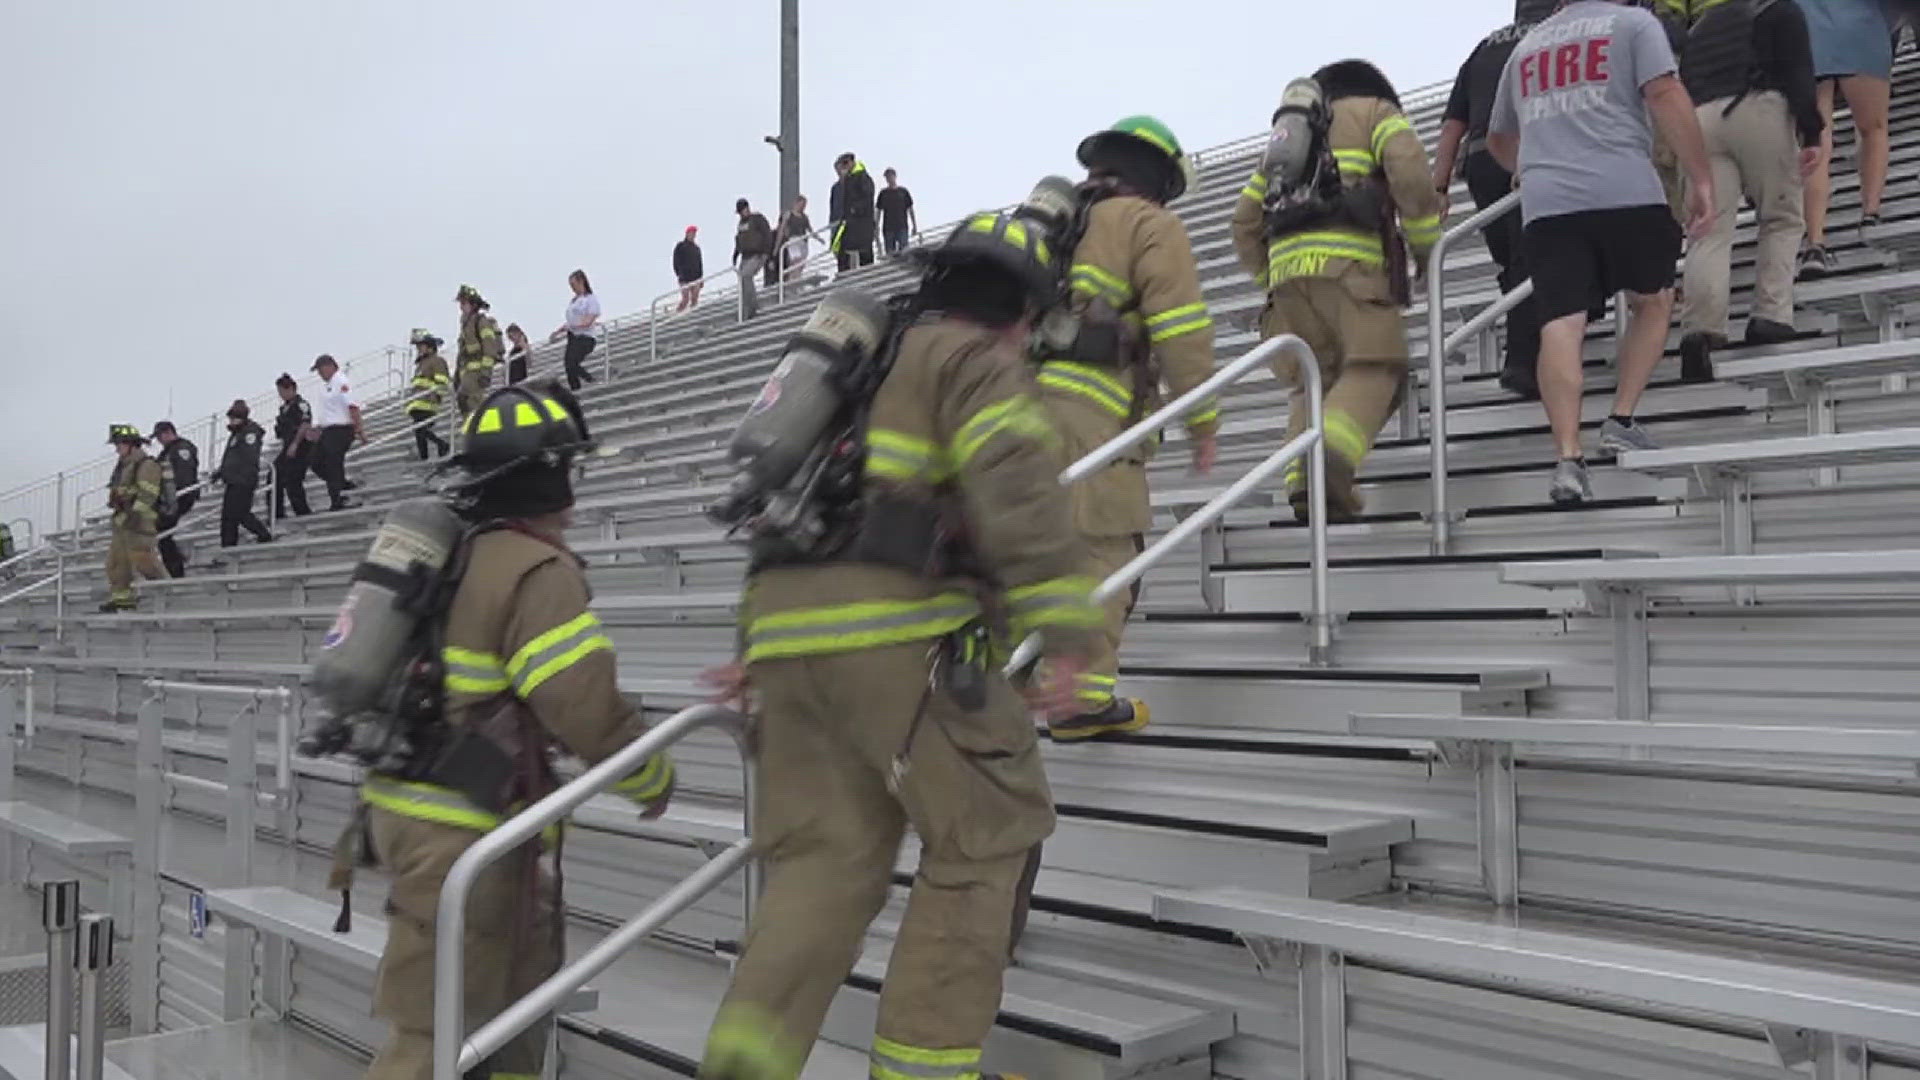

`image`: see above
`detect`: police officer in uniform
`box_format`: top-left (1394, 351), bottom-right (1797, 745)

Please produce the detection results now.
top-left (150, 420), bottom-right (200, 577)
top-left (454, 285), bottom-right (504, 419)
top-left (344, 381), bottom-right (675, 1080)
top-left (406, 328), bottom-right (453, 460)
top-left (216, 400), bottom-right (273, 547)
top-left (697, 214), bottom-right (1096, 1080)
top-left (101, 425), bottom-right (168, 612)
top-left (1433, 0), bottom-right (1560, 400)
top-left (1035, 116), bottom-right (1219, 740)
top-left (273, 373), bottom-right (315, 518)
top-left (1232, 60), bottom-right (1446, 523)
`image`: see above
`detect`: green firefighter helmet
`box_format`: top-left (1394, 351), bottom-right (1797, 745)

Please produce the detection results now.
top-left (922, 210), bottom-right (1059, 309)
top-left (1076, 114), bottom-right (1198, 202)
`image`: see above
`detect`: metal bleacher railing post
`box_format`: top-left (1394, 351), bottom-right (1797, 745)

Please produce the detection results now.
top-left (432, 703), bottom-right (754, 1080)
top-left (0, 675), bottom-right (14, 882)
top-left (73, 912), bottom-right (112, 1080)
top-left (42, 879), bottom-right (79, 1080)
top-left (1426, 190), bottom-right (1528, 556)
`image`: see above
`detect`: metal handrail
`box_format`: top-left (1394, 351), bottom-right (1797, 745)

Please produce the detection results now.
top-left (144, 680), bottom-right (295, 802)
top-left (433, 703), bottom-right (754, 1080)
top-left (1426, 189), bottom-right (1523, 555)
top-left (0, 667), bottom-right (33, 742)
top-left (644, 221), bottom-right (843, 366)
top-left (1007, 334), bottom-right (1332, 673)
top-left (0, 541), bottom-right (51, 578)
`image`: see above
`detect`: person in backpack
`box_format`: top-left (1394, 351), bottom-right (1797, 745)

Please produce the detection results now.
top-left (1232, 61), bottom-right (1446, 523)
top-left (696, 214), bottom-right (1095, 1080)
top-left (150, 420), bottom-right (201, 577)
top-left (348, 380), bottom-right (674, 1080)
top-left (405, 328), bottom-right (452, 460)
top-left (1432, 0), bottom-right (1563, 400)
top-left (454, 284), bottom-right (503, 419)
top-left (100, 424), bottom-right (168, 612)
top-left (1033, 115), bottom-right (1219, 742)
top-left (1654, 0), bottom-right (1823, 381)
top-left (215, 400), bottom-right (273, 547)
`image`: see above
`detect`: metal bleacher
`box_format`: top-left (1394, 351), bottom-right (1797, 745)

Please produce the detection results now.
top-left (4, 40), bottom-right (1920, 1080)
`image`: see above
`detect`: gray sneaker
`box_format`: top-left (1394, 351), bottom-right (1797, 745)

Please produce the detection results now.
top-left (1549, 458), bottom-right (1593, 505)
top-left (1599, 417), bottom-right (1658, 454)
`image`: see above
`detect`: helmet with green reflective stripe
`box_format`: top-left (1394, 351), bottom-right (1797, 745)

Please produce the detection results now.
top-left (1076, 114), bottom-right (1198, 202)
top-left (922, 210), bottom-right (1058, 309)
top-left (450, 380), bottom-right (594, 486)
top-left (107, 423), bottom-right (146, 445)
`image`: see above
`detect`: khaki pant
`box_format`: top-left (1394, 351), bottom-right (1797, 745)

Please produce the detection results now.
top-left (105, 525), bottom-right (164, 604)
top-left (1261, 268), bottom-right (1408, 516)
top-left (364, 806), bottom-right (557, 1080)
top-left (456, 368), bottom-right (493, 417)
top-left (1682, 91), bottom-right (1805, 337)
top-left (1041, 389), bottom-right (1151, 712)
top-left (702, 641), bottom-right (1054, 1080)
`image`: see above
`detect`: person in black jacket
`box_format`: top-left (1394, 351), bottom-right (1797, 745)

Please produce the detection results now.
top-left (674, 226), bottom-right (705, 311)
top-left (217, 400), bottom-right (273, 547)
top-left (828, 153), bottom-right (876, 270)
top-left (150, 420), bottom-right (200, 577)
top-left (272, 374), bottom-right (314, 518)
top-left (732, 198), bottom-right (774, 319)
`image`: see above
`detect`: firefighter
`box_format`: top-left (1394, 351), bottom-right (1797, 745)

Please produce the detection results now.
top-left (1232, 60), bottom-right (1446, 523)
top-left (1036, 115), bottom-right (1219, 741)
top-left (100, 424), bottom-right (168, 612)
top-left (406, 328), bottom-right (452, 460)
top-left (697, 214), bottom-right (1096, 1080)
top-left (150, 420), bottom-right (200, 578)
top-left (454, 285), bottom-right (503, 419)
top-left (345, 381), bottom-right (676, 1080)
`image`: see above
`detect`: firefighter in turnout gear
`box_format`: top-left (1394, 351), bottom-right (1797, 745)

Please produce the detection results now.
top-left (343, 382), bottom-right (675, 1080)
top-left (698, 214), bottom-right (1098, 1080)
top-left (407, 328), bottom-right (453, 460)
top-left (101, 424), bottom-right (168, 612)
top-left (454, 285), bottom-right (503, 420)
top-left (1036, 115), bottom-right (1218, 741)
top-left (1232, 60), bottom-right (1445, 522)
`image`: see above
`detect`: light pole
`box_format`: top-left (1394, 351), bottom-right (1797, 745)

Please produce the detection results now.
top-left (778, 0), bottom-right (799, 212)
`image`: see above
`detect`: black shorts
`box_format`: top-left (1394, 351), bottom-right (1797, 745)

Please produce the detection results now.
top-left (1523, 205), bottom-right (1680, 322)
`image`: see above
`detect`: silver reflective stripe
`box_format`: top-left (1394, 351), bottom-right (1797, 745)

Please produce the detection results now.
top-left (745, 597), bottom-right (980, 653)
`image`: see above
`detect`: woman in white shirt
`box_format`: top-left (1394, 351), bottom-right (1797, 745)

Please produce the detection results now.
top-left (549, 269), bottom-right (600, 390)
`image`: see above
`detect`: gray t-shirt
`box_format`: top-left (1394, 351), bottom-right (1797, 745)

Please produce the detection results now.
top-left (1489, 0), bottom-right (1677, 223)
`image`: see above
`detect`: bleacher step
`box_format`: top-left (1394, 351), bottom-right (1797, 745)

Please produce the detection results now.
top-left (1216, 548), bottom-right (1645, 614)
top-left (0, 1024), bottom-right (137, 1080)
top-left (0, 801), bottom-right (131, 857)
top-left (1120, 662), bottom-right (1544, 735)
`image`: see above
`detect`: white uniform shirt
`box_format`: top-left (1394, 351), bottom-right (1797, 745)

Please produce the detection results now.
top-left (565, 293), bottom-right (601, 339)
top-left (316, 371), bottom-right (357, 427)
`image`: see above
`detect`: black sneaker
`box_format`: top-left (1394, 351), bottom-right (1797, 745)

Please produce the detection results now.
top-left (1743, 317), bottom-right (1798, 346)
top-left (1498, 367), bottom-right (1540, 401)
top-left (1678, 331), bottom-right (1720, 384)
top-left (1797, 245), bottom-right (1837, 280)
top-left (97, 598), bottom-right (134, 614)
top-left (1049, 698), bottom-right (1150, 741)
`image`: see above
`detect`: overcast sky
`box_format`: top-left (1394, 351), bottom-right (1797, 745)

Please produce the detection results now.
top-left (0, 0), bottom-right (1511, 496)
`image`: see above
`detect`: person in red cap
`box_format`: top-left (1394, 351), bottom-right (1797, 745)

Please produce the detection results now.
top-left (673, 225), bottom-right (705, 310)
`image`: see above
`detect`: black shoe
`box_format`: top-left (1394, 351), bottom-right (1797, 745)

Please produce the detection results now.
top-left (1678, 332), bottom-right (1720, 384)
top-left (1498, 367), bottom-right (1540, 401)
top-left (97, 598), bottom-right (134, 614)
top-left (1289, 489), bottom-right (1363, 525)
top-left (1048, 698), bottom-right (1150, 741)
top-left (1743, 317), bottom-right (1798, 347)
top-left (1798, 245), bottom-right (1837, 280)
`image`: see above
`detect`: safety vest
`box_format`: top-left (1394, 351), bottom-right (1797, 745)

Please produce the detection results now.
top-left (1658, 0), bottom-right (1779, 107)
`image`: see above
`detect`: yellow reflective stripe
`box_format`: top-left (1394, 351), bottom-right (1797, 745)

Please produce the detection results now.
top-left (1324, 409), bottom-right (1373, 466)
top-left (1403, 213), bottom-right (1443, 247)
top-left (705, 1004), bottom-right (806, 1080)
top-left (1006, 576), bottom-right (1102, 638)
top-left (609, 754), bottom-right (674, 803)
top-left (479, 327), bottom-right (498, 339)
top-left (1333, 148), bottom-right (1377, 178)
top-left (474, 408), bottom-right (505, 433)
top-left (745, 594), bottom-right (980, 661)
top-left (1188, 405), bottom-right (1220, 428)
top-left (1371, 114), bottom-right (1413, 160)
top-left (952, 394), bottom-right (1053, 468)
top-left (1145, 301), bottom-right (1212, 343)
top-left (865, 428), bottom-right (946, 482)
top-left (1037, 361), bottom-right (1132, 419)
top-left (443, 646), bottom-right (511, 695)
top-left (871, 1037), bottom-right (982, 1071)
top-left (1069, 262), bottom-right (1133, 305)
top-left (1241, 170), bottom-right (1269, 201)
top-left (361, 776), bottom-right (501, 831)
top-left (1267, 230), bottom-right (1386, 282)
top-left (507, 612), bottom-right (613, 697)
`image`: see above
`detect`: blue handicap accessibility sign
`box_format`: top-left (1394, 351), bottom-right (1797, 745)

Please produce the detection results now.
top-left (188, 891), bottom-right (207, 940)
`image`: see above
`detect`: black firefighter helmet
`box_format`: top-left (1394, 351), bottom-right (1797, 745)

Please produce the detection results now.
top-left (444, 381), bottom-right (595, 518)
top-left (915, 210), bottom-right (1058, 313)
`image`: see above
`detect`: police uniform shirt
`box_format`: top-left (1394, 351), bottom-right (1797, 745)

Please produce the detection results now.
top-left (1448, 20), bottom-right (1537, 149)
top-left (160, 439), bottom-right (198, 492)
top-left (316, 372), bottom-right (356, 428)
top-left (276, 396), bottom-right (312, 446)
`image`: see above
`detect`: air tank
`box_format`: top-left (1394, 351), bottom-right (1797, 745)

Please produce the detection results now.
top-left (309, 497), bottom-right (464, 717)
top-left (708, 289), bottom-right (892, 527)
top-left (1261, 77), bottom-right (1329, 197)
top-left (1017, 175), bottom-right (1079, 236)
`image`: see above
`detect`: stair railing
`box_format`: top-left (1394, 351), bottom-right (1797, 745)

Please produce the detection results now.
top-left (1006, 332), bottom-right (1333, 670)
top-left (433, 703), bottom-right (753, 1080)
